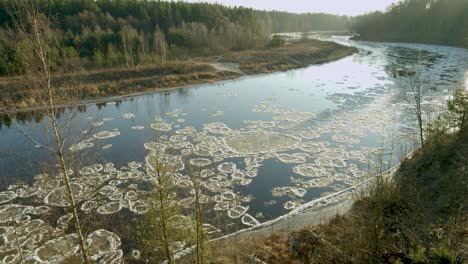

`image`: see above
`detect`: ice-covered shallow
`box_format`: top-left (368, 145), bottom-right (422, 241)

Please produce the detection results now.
top-left (1, 36), bottom-right (467, 261)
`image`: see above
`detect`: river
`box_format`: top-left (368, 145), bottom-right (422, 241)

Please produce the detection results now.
top-left (0, 36), bottom-right (467, 261)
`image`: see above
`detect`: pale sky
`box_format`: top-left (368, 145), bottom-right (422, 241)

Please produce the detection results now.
top-left (180, 0), bottom-right (402, 16)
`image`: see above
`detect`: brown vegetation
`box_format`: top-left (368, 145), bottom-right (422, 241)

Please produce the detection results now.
top-left (0, 39), bottom-right (356, 111)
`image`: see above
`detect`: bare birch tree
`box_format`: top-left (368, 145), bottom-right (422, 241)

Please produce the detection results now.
top-left (6, 1), bottom-right (89, 262)
top-left (409, 77), bottom-right (425, 147)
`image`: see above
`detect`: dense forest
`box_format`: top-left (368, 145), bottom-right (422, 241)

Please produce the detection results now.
top-left (0, 0), bottom-right (349, 76)
top-left (352, 0), bottom-right (468, 48)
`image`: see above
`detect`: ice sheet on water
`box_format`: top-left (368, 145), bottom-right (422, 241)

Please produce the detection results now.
top-left (69, 141), bottom-right (94, 151)
top-left (276, 153), bottom-right (309, 164)
top-left (97, 201), bottom-right (122, 215)
top-left (44, 183), bottom-right (84, 207)
top-left (93, 130), bottom-right (120, 139)
top-left (29, 233), bottom-right (79, 263)
top-left (150, 122), bottom-right (172, 132)
top-left (227, 205), bottom-right (249, 219)
top-left (293, 164), bottom-right (329, 178)
top-left (122, 113), bottom-right (136, 119)
top-left (241, 214), bottom-right (260, 227)
top-left (202, 223), bottom-right (220, 234)
top-left (189, 158), bottom-right (212, 167)
top-left (0, 191), bottom-right (16, 205)
top-left (284, 200), bottom-right (301, 210)
top-left (217, 162), bottom-right (236, 174)
top-left (225, 132), bottom-right (300, 155)
top-left (86, 229), bottom-right (121, 261)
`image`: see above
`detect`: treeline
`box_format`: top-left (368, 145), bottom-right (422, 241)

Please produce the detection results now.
top-left (352, 0), bottom-right (468, 48)
top-left (0, 0), bottom-right (349, 76)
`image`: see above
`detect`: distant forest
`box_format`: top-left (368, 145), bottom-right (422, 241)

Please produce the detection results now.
top-left (352, 0), bottom-right (468, 48)
top-left (0, 0), bottom-right (349, 75)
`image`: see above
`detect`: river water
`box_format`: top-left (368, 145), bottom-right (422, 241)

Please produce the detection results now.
top-left (0, 36), bottom-right (467, 261)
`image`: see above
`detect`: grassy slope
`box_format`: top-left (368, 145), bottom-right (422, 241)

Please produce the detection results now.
top-left (0, 39), bottom-right (356, 111)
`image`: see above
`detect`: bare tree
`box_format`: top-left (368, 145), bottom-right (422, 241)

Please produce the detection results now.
top-left (7, 1), bottom-right (90, 262)
top-left (188, 166), bottom-right (207, 264)
top-left (143, 148), bottom-right (183, 264)
top-left (409, 77), bottom-right (425, 147)
top-left (447, 88), bottom-right (468, 138)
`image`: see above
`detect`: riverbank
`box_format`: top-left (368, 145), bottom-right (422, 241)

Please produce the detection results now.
top-left (0, 39), bottom-right (357, 111)
top-left (209, 127), bottom-right (468, 263)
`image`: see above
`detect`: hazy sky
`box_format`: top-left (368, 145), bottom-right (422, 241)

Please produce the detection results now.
top-left (180, 0), bottom-right (402, 16)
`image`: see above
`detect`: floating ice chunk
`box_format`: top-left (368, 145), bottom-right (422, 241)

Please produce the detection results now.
top-left (86, 229), bottom-right (121, 261)
top-left (299, 129), bottom-right (321, 140)
top-left (221, 191), bottom-right (236, 201)
top-left (214, 201), bottom-right (230, 211)
top-left (33, 205), bottom-right (51, 215)
top-left (131, 126), bottom-right (145, 130)
top-left (0, 205), bottom-right (34, 223)
top-left (315, 157), bottom-right (347, 168)
top-left (203, 122), bottom-right (232, 135)
top-left (99, 185), bottom-right (118, 197)
top-left (225, 132), bottom-right (300, 155)
top-left (122, 113), bottom-right (135, 119)
top-left (299, 141), bottom-right (328, 154)
top-left (349, 151), bottom-right (369, 164)
top-left (44, 183), bottom-right (84, 207)
top-left (271, 187), bottom-right (292, 197)
top-left (128, 161), bottom-right (142, 169)
top-left (245, 170), bottom-right (258, 178)
top-left (102, 144), bottom-right (112, 150)
top-left (0, 191), bottom-right (17, 205)
top-left (97, 201), bottom-right (122, 215)
top-left (291, 187), bottom-right (307, 197)
top-left (217, 162), bottom-right (236, 174)
top-left (69, 141), bottom-right (94, 151)
top-left (93, 130), bottom-right (120, 139)
top-left (2, 254), bottom-right (19, 263)
top-left (81, 200), bottom-right (98, 213)
top-left (92, 121), bottom-right (104, 127)
top-left (276, 153), bottom-right (309, 164)
top-left (108, 192), bottom-right (123, 201)
top-left (172, 241), bottom-right (186, 253)
top-left (103, 117), bottom-right (114, 121)
top-left (293, 164), bottom-right (329, 178)
top-left (211, 111), bottom-right (224, 117)
top-left (231, 170), bottom-right (244, 181)
top-left (202, 223), bottom-right (220, 234)
top-left (30, 233), bottom-right (79, 263)
top-left (150, 122), bottom-right (172, 132)
top-left (305, 177), bottom-right (334, 188)
top-left (241, 214), bottom-right (260, 227)
top-left (189, 158), bottom-right (212, 167)
top-left (284, 201), bottom-right (300, 210)
top-left (200, 169), bottom-right (215, 178)
top-left (130, 201), bottom-right (149, 214)
top-left (177, 119), bottom-right (185, 123)
top-left (144, 142), bottom-right (167, 152)
top-left (239, 178), bottom-right (252, 185)
top-left (170, 215), bottom-right (192, 229)
top-left (132, 249), bottom-right (141, 260)
top-left (177, 197), bottom-right (194, 207)
top-left (227, 205), bottom-right (249, 218)
top-left (57, 213), bottom-right (73, 230)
